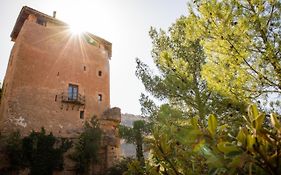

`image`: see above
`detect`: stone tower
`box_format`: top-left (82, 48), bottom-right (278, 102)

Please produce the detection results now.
top-left (0, 6), bottom-right (120, 173)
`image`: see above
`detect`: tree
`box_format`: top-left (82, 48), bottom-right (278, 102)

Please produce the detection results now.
top-left (131, 0), bottom-right (281, 174)
top-left (119, 120), bottom-right (150, 166)
top-left (133, 0), bottom-right (281, 173)
top-left (133, 6), bottom-right (248, 174)
top-left (184, 0), bottom-right (281, 105)
top-left (71, 117), bottom-right (102, 175)
top-left (136, 17), bottom-right (247, 128)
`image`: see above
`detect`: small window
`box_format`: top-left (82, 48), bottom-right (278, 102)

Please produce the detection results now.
top-left (98, 71), bottom-right (102, 77)
top-left (55, 95), bottom-right (57, 101)
top-left (84, 66), bottom-right (86, 71)
top-left (80, 111), bottom-right (84, 119)
top-left (98, 94), bottom-right (102, 102)
top-left (68, 84), bottom-right (78, 101)
top-left (36, 16), bottom-right (46, 26)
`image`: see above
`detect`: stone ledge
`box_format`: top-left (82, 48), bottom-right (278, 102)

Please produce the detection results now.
top-left (101, 107), bottom-right (121, 122)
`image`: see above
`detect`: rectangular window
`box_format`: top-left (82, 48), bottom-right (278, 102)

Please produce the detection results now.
top-left (98, 94), bottom-right (102, 102)
top-left (68, 84), bottom-right (78, 101)
top-left (98, 71), bottom-right (102, 77)
top-left (80, 111), bottom-right (84, 119)
top-left (36, 16), bottom-right (46, 26)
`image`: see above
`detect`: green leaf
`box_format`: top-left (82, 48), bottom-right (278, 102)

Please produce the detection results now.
top-left (236, 129), bottom-right (247, 146)
top-left (193, 139), bottom-right (206, 152)
top-left (253, 114), bottom-right (265, 131)
top-left (270, 113), bottom-right (281, 130)
top-left (190, 116), bottom-right (199, 128)
top-left (176, 126), bottom-right (201, 145)
top-left (217, 142), bottom-right (239, 155)
top-left (248, 104), bottom-right (259, 122)
top-left (208, 114), bottom-right (217, 137)
top-left (246, 135), bottom-right (256, 152)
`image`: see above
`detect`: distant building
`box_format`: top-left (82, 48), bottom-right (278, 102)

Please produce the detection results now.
top-left (0, 6), bottom-right (120, 174)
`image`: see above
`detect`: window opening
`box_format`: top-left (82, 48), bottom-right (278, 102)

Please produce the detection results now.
top-left (84, 66), bottom-right (86, 71)
top-left (80, 111), bottom-right (84, 119)
top-left (68, 84), bottom-right (78, 101)
top-left (98, 71), bottom-right (102, 77)
top-left (36, 16), bottom-right (46, 26)
top-left (98, 94), bottom-right (102, 102)
top-left (55, 95), bottom-right (57, 101)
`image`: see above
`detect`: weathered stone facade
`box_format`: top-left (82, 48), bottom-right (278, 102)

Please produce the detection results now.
top-left (0, 6), bottom-right (120, 174)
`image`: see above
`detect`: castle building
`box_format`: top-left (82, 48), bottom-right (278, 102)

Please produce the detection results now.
top-left (0, 6), bottom-right (120, 173)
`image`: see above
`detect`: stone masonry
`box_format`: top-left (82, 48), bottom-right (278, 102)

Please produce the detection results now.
top-left (0, 6), bottom-right (120, 174)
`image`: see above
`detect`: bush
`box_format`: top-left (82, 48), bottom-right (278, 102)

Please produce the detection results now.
top-left (0, 128), bottom-right (72, 175)
top-left (104, 157), bottom-right (134, 175)
top-left (71, 117), bottom-right (102, 174)
top-left (140, 104), bottom-right (281, 175)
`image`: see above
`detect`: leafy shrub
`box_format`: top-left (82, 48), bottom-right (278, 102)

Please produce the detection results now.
top-left (104, 157), bottom-right (134, 175)
top-left (71, 117), bottom-right (102, 174)
top-left (140, 104), bottom-right (281, 175)
top-left (0, 128), bottom-right (72, 175)
top-left (22, 128), bottom-right (72, 175)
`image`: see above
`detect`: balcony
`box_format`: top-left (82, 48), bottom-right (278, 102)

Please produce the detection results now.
top-left (61, 92), bottom-right (85, 105)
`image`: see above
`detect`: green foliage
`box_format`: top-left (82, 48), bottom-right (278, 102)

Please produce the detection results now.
top-left (139, 93), bottom-right (158, 118)
top-left (207, 114), bottom-right (217, 137)
top-left (104, 157), bottom-right (134, 175)
top-left (119, 120), bottom-right (150, 166)
top-left (144, 105), bottom-right (208, 175)
top-left (3, 131), bottom-right (23, 172)
top-left (22, 128), bottom-right (72, 175)
top-left (138, 104), bottom-right (281, 175)
top-left (136, 14), bottom-right (247, 129)
top-left (71, 117), bottom-right (102, 175)
top-left (0, 128), bottom-right (72, 175)
top-left (201, 104), bottom-right (281, 175)
top-left (133, 1), bottom-right (281, 174)
top-left (124, 159), bottom-right (148, 175)
top-left (185, 0), bottom-right (281, 104)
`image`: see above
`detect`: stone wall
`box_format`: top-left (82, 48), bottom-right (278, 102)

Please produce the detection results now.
top-left (0, 15), bottom-right (110, 137)
top-left (0, 7), bottom-right (120, 174)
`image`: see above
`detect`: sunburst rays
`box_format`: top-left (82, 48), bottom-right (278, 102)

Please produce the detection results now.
top-left (36, 25), bottom-right (91, 86)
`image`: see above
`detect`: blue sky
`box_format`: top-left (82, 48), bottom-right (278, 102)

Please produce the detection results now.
top-left (0, 0), bottom-right (188, 114)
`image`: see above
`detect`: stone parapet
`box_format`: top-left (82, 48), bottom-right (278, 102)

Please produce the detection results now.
top-left (101, 107), bottom-right (121, 122)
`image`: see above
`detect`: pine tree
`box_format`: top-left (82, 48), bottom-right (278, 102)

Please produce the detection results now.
top-left (185, 0), bottom-right (281, 106)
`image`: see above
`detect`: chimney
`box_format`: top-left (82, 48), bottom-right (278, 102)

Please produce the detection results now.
top-left (53, 11), bottom-right (56, 18)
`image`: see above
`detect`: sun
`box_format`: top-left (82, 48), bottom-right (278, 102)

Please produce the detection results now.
top-left (58, 1), bottom-right (104, 36)
top-left (69, 25), bottom-right (85, 35)
top-left (69, 21), bottom-right (86, 35)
